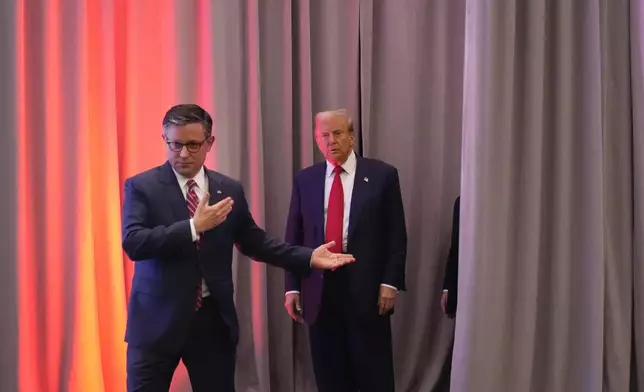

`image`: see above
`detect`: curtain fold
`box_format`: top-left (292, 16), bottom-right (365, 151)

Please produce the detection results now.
top-left (360, 1), bottom-right (465, 391)
top-left (630, 0), bottom-right (644, 390)
top-left (454, 0), bottom-right (637, 391)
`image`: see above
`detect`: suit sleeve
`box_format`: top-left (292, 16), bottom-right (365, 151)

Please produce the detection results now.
top-left (284, 177), bottom-right (304, 293)
top-left (443, 197), bottom-right (460, 291)
top-left (121, 178), bottom-right (193, 261)
top-left (234, 186), bottom-right (312, 276)
top-left (381, 168), bottom-right (408, 291)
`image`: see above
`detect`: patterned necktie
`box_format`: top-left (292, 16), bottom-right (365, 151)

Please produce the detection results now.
top-left (326, 165), bottom-right (344, 254)
top-left (186, 179), bottom-right (202, 310)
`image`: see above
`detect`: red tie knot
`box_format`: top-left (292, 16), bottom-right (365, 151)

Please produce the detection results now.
top-left (333, 165), bottom-right (343, 175)
top-left (187, 179), bottom-right (198, 191)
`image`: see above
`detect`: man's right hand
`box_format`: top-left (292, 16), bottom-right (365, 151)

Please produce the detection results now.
top-left (284, 293), bottom-right (302, 323)
top-left (193, 193), bottom-right (234, 233)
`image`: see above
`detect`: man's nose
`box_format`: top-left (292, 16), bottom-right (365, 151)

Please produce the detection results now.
top-left (179, 146), bottom-right (190, 157)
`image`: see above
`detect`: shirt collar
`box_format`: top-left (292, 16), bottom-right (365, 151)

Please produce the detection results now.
top-left (326, 150), bottom-right (357, 178)
top-left (172, 165), bottom-right (206, 191)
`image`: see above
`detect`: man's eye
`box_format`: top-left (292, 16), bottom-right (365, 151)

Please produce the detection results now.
top-left (187, 143), bottom-right (200, 149)
top-left (170, 142), bottom-right (183, 149)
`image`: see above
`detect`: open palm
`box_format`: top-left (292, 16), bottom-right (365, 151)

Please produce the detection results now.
top-left (310, 241), bottom-right (355, 269)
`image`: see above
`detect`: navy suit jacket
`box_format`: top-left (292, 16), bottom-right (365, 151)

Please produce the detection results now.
top-left (122, 161), bottom-right (313, 352)
top-left (284, 156), bottom-right (407, 319)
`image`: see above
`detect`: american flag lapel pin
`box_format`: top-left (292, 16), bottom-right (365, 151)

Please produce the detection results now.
top-left (364, 177), bottom-right (369, 182)
top-left (216, 190), bottom-right (222, 194)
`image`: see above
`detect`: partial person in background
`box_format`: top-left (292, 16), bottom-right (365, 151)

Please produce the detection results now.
top-left (121, 104), bottom-right (355, 392)
top-left (283, 109), bottom-right (407, 392)
top-left (441, 196), bottom-right (460, 318)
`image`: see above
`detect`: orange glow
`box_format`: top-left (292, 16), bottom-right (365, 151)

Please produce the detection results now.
top-left (15, 1), bottom-right (255, 390)
top-left (16, 1), bottom-right (162, 390)
top-left (67, 0), bottom-right (127, 390)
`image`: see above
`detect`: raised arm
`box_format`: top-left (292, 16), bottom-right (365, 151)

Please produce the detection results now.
top-left (233, 185), bottom-right (312, 276)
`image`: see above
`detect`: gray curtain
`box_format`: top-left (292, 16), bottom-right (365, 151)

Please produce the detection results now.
top-left (454, 0), bottom-right (641, 391)
top-left (359, 1), bottom-right (465, 390)
top-left (631, 0), bottom-right (644, 390)
top-left (1, 0), bottom-right (462, 391)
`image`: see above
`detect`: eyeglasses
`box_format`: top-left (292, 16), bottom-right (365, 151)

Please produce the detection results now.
top-left (165, 139), bottom-right (207, 153)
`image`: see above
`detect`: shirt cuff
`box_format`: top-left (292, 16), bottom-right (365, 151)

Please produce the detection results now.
top-left (443, 289), bottom-right (448, 293)
top-left (380, 284), bottom-right (398, 291)
top-left (285, 291), bottom-right (300, 296)
top-left (189, 218), bottom-right (199, 242)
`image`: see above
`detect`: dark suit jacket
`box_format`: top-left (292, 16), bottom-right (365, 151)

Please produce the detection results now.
top-left (121, 161), bottom-right (313, 352)
top-left (442, 196), bottom-right (460, 317)
top-left (284, 156), bottom-right (407, 320)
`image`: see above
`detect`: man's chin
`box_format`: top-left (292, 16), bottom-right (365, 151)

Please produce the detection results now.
top-left (326, 153), bottom-right (343, 163)
top-left (174, 163), bottom-right (195, 175)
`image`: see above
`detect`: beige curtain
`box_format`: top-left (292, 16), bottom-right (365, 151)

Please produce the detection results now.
top-left (454, 0), bottom-right (639, 391)
top-left (1, 0), bottom-right (462, 391)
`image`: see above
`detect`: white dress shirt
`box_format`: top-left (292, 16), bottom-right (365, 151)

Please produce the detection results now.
top-left (286, 150), bottom-right (397, 295)
top-left (173, 166), bottom-right (210, 298)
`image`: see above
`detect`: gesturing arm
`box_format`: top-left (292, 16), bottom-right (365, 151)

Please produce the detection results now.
top-left (233, 186), bottom-right (313, 276)
top-left (121, 178), bottom-right (193, 261)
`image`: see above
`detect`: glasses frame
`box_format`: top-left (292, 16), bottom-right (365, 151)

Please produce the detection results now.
top-left (165, 138), bottom-right (208, 153)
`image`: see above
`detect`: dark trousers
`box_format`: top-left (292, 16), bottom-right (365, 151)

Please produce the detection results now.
top-left (126, 297), bottom-right (236, 392)
top-left (309, 270), bottom-right (395, 392)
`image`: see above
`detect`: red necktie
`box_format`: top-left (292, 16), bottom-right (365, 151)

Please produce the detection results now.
top-left (326, 165), bottom-right (344, 254)
top-left (186, 179), bottom-right (202, 310)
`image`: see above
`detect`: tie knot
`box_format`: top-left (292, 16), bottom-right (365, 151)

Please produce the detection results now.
top-left (187, 179), bottom-right (198, 191)
top-left (333, 165), bottom-right (343, 174)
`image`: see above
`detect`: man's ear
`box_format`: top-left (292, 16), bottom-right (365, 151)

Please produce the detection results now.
top-left (206, 136), bottom-right (215, 151)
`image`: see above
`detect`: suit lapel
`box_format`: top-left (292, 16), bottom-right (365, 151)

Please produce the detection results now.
top-left (348, 157), bottom-right (369, 242)
top-left (205, 167), bottom-right (226, 205)
top-left (312, 163), bottom-right (326, 244)
top-left (159, 161), bottom-right (191, 221)
top-left (159, 162), bottom-right (226, 223)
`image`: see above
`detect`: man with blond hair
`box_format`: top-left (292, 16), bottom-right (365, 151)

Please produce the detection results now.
top-left (283, 109), bottom-right (407, 391)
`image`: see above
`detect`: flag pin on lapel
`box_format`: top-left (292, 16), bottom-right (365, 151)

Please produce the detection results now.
top-left (364, 177), bottom-right (369, 182)
top-left (217, 190), bottom-right (222, 194)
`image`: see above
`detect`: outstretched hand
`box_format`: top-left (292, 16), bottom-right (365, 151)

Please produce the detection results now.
top-left (310, 241), bottom-right (355, 270)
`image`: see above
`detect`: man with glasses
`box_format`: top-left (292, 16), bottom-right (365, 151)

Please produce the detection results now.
top-left (121, 104), bottom-right (355, 392)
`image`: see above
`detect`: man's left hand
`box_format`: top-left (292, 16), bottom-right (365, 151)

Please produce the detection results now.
top-left (378, 286), bottom-right (397, 315)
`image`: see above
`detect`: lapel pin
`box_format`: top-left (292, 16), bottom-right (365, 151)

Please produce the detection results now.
top-left (364, 177), bottom-right (369, 182)
top-left (216, 190), bottom-right (222, 194)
